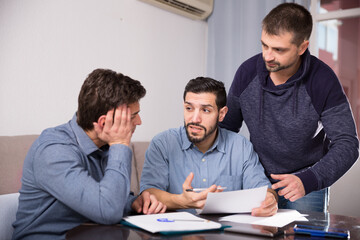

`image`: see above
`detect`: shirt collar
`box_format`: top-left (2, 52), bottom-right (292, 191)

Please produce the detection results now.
top-left (180, 126), bottom-right (226, 154)
top-left (70, 113), bottom-right (100, 156)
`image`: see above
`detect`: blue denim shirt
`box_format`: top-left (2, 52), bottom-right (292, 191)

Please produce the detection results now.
top-left (140, 126), bottom-right (270, 195)
top-left (12, 114), bottom-right (136, 240)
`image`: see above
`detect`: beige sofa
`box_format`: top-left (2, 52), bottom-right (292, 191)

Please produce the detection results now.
top-left (0, 135), bottom-right (150, 195)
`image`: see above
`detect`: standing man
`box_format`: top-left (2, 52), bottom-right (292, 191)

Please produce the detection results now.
top-left (140, 77), bottom-right (278, 217)
top-left (12, 69), bottom-right (166, 240)
top-left (220, 3), bottom-right (359, 212)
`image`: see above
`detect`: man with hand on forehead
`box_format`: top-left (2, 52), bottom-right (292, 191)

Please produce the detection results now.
top-left (140, 77), bottom-right (278, 217)
top-left (12, 69), bottom-right (166, 240)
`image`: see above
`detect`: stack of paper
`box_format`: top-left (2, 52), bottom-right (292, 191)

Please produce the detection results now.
top-left (122, 212), bottom-right (222, 234)
top-left (219, 209), bottom-right (308, 227)
top-left (196, 185), bottom-right (268, 214)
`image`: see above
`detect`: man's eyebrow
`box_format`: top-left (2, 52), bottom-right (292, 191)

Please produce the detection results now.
top-left (201, 104), bottom-right (215, 108)
top-left (184, 101), bottom-right (215, 109)
top-left (131, 110), bottom-right (140, 116)
top-left (261, 40), bottom-right (289, 51)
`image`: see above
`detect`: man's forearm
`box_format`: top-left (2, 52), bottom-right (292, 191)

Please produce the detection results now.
top-left (145, 188), bottom-right (186, 210)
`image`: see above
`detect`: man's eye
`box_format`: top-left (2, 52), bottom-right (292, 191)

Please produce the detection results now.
top-left (203, 109), bottom-right (210, 113)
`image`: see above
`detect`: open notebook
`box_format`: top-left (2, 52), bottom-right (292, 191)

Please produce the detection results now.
top-left (122, 212), bottom-right (223, 235)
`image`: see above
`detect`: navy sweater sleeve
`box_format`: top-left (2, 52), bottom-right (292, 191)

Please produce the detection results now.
top-left (295, 57), bottom-right (359, 193)
top-left (220, 54), bottom-right (259, 131)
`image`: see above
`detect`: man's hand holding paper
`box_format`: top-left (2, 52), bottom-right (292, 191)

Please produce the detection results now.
top-left (251, 190), bottom-right (278, 216)
top-left (197, 186), bottom-right (277, 217)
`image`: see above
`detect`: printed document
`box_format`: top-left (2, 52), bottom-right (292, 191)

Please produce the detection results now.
top-left (122, 212), bottom-right (222, 234)
top-left (219, 209), bottom-right (308, 227)
top-left (196, 185), bottom-right (267, 214)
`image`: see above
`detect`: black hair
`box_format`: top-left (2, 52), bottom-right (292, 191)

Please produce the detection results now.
top-left (183, 77), bottom-right (226, 110)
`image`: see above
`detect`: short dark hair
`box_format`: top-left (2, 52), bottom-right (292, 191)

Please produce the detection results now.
top-left (77, 68), bottom-right (146, 131)
top-left (262, 3), bottom-right (312, 46)
top-left (183, 77), bottom-right (226, 110)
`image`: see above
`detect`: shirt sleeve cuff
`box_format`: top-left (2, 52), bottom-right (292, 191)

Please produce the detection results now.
top-left (294, 169), bottom-right (319, 195)
top-left (124, 193), bottom-right (138, 216)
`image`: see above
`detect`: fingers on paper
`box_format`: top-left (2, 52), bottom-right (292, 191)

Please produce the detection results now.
top-left (252, 191), bottom-right (278, 217)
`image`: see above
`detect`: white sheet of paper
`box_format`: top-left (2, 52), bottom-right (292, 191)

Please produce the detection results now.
top-left (219, 209), bottom-right (309, 227)
top-left (123, 212), bottom-right (221, 233)
top-left (196, 185), bottom-right (267, 214)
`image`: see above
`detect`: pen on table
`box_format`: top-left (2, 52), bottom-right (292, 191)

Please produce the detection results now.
top-left (185, 187), bottom-right (227, 192)
top-left (157, 218), bottom-right (209, 222)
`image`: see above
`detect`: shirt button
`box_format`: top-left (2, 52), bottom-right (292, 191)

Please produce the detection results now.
top-left (203, 178), bottom-right (206, 182)
top-left (202, 158), bottom-right (206, 162)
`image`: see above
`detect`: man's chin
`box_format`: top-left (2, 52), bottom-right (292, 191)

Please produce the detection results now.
top-left (266, 66), bottom-right (280, 72)
top-left (188, 135), bottom-right (205, 144)
top-left (189, 132), bottom-right (202, 138)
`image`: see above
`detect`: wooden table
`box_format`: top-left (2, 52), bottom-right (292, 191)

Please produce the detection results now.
top-left (66, 211), bottom-right (360, 239)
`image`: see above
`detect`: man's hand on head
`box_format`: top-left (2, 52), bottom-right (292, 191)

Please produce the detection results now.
top-left (132, 191), bottom-right (167, 214)
top-left (93, 105), bottom-right (133, 146)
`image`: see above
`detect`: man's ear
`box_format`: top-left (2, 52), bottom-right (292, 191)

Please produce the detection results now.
top-left (218, 106), bottom-right (228, 122)
top-left (298, 40), bottom-right (309, 55)
top-left (93, 115), bottom-right (106, 131)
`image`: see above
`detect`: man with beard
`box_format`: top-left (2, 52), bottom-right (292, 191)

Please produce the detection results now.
top-left (219, 3), bottom-right (358, 212)
top-left (140, 77), bottom-right (278, 217)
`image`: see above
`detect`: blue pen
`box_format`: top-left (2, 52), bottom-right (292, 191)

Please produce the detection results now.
top-left (293, 224), bottom-right (349, 238)
top-left (157, 218), bottom-right (208, 222)
top-left (157, 218), bottom-right (174, 222)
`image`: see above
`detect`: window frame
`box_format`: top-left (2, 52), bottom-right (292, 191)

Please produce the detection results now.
top-left (309, 0), bottom-right (360, 56)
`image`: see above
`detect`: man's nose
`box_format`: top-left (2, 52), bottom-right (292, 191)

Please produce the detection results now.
top-left (191, 110), bottom-right (201, 123)
top-left (263, 49), bottom-right (275, 62)
top-left (135, 115), bottom-right (142, 126)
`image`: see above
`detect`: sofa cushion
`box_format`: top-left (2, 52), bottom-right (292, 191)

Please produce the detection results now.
top-left (130, 142), bottom-right (150, 195)
top-left (0, 192), bottom-right (20, 239)
top-left (0, 135), bottom-right (39, 194)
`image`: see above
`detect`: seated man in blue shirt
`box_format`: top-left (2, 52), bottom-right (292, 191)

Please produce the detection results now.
top-left (12, 69), bottom-right (166, 240)
top-left (140, 77), bottom-right (278, 216)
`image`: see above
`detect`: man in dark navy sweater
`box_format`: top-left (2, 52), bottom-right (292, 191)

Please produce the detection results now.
top-left (220, 3), bottom-right (359, 212)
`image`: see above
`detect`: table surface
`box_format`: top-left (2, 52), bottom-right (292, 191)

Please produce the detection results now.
top-left (66, 211), bottom-right (360, 239)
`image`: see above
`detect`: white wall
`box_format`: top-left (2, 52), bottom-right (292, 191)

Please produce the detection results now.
top-left (0, 0), bottom-right (207, 141)
top-left (329, 161), bottom-right (360, 217)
